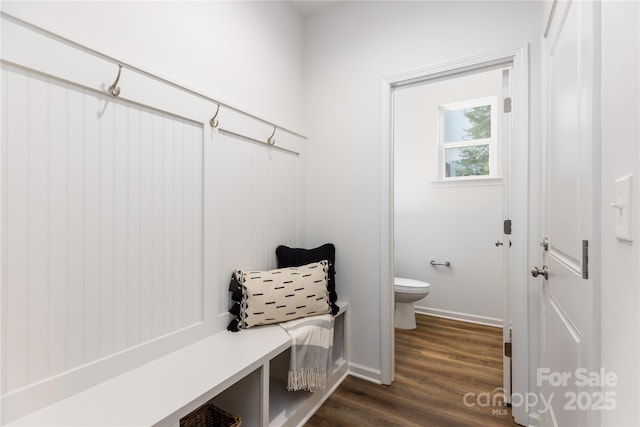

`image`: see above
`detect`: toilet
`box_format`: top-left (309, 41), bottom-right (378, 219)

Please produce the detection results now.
top-left (394, 277), bottom-right (431, 330)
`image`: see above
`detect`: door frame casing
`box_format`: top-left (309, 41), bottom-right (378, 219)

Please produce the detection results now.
top-left (379, 45), bottom-right (530, 425)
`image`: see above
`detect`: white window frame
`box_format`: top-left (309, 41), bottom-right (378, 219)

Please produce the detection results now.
top-left (438, 96), bottom-right (498, 181)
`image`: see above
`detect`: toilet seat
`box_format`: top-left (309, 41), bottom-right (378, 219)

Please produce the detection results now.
top-left (394, 277), bottom-right (430, 294)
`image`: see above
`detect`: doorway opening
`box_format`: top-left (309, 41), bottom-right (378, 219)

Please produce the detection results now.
top-left (379, 46), bottom-right (530, 426)
top-left (394, 61), bottom-right (512, 401)
top-left (394, 66), bottom-right (507, 318)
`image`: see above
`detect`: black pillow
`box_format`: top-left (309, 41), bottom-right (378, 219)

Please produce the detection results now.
top-left (276, 243), bottom-right (338, 315)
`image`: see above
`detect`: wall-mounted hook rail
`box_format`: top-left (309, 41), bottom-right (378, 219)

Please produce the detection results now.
top-left (0, 13), bottom-right (307, 140)
top-left (218, 127), bottom-right (299, 156)
top-left (108, 64), bottom-right (123, 97)
top-left (430, 260), bottom-right (451, 267)
top-left (209, 104), bottom-right (220, 128)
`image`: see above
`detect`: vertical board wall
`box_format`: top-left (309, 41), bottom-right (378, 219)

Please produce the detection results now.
top-left (1, 68), bottom-right (205, 393)
top-left (0, 15), bottom-right (306, 423)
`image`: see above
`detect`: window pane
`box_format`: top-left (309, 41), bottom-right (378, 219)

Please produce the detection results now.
top-left (443, 105), bottom-right (492, 143)
top-left (445, 145), bottom-right (490, 177)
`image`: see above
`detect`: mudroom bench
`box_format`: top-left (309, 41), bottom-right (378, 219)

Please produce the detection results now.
top-left (7, 304), bottom-right (349, 427)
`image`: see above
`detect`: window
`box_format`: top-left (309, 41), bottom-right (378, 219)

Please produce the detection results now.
top-left (438, 97), bottom-right (498, 180)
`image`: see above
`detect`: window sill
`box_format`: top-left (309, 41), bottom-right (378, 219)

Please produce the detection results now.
top-left (431, 177), bottom-right (503, 188)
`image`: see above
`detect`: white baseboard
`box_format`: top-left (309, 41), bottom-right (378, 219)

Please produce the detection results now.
top-left (347, 362), bottom-right (382, 384)
top-left (415, 306), bottom-right (503, 328)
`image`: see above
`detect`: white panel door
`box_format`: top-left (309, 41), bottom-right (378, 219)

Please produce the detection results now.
top-left (540, 1), bottom-right (599, 426)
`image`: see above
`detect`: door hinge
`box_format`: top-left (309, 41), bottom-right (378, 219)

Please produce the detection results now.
top-left (541, 237), bottom-right (549, 251)
top-left (504, 342), bottom-right (512, 358)
top-left (504, 97), bottom-right (512, 113)
top-left (582, 240), bottom-right (589, 279)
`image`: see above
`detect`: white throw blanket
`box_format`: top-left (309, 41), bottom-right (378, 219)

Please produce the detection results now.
top-left (279, 314), bottom-right (334, 392)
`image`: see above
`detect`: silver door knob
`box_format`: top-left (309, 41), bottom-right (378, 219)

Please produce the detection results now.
top-left (531, 265), bottom-right (549, 280)
top-left (495, 240), bottom-right (503, 247)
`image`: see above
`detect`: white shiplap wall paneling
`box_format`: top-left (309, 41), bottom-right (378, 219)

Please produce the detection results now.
top-left (206, 105), bottom-right (306, 319)
top-left (1, 12), bottom-right (306, 424)
top-left (1, 66), bottom-right (205, 395)
top-left (211, 127), bottom-right (304, 316)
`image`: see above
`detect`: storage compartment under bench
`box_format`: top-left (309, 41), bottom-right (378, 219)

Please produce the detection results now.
top-left (6, 303), bottom-right (349, 427)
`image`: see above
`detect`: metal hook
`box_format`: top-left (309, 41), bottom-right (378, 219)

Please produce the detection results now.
top-left (108, 64), bottom-right (123, 97)
top-left (267, 127), bottom-right (276, 146)
top-left (209, 104), bottom-right (220, 128)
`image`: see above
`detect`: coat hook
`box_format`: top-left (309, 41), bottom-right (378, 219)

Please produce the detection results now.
top-left (267, 127), bottom-right (276, 145)
top-left (209, 104), bottom-right (220, 128)
top-left (108, 64), bottom-right (123, 97)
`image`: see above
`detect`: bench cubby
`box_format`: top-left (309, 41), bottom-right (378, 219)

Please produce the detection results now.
top-left (6, 303), bottom-right (349, 427)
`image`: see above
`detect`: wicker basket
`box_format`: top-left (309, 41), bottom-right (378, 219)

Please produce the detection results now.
top-left (180, 401), bottom-right (242, 427)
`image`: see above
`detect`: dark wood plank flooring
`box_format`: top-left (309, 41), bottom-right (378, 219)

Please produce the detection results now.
top-left (305, 314), bottom-right (521, 427)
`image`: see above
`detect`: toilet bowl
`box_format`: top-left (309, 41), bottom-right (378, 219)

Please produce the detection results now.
top-left (394, 277), bottom-right (431, 330)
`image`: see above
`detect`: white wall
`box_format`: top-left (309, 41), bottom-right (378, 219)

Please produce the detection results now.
top-left (600, 1), bottom-right (640, 425)
top-left (0, 1), bottom-right (307, 422)
top-left (303, 0), bottom-right (543, 381)
top-left (0, 1), bottom-right (305, 130)
top-left (394, 69), bottom-right (504, 324)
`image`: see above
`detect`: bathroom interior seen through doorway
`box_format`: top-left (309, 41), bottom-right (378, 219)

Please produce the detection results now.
top-left (392, 65), bottom-right (513, 396)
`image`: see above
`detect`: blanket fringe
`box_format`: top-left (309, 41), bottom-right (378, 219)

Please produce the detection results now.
top-left (287, 368), bottom-right (329, 392)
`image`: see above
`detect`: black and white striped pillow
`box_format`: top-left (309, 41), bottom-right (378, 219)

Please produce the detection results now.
top-left (230, 261), bottom-right (331, 330)
top-left (276, 244), bottom-right (338, 315)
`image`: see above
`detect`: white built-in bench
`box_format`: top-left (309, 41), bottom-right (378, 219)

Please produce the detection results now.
top-left (7, 304), bottom-right (349, 427)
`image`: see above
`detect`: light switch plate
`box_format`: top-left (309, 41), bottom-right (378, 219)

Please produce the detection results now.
top-left (612, 175), bottom-right (633, 241)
